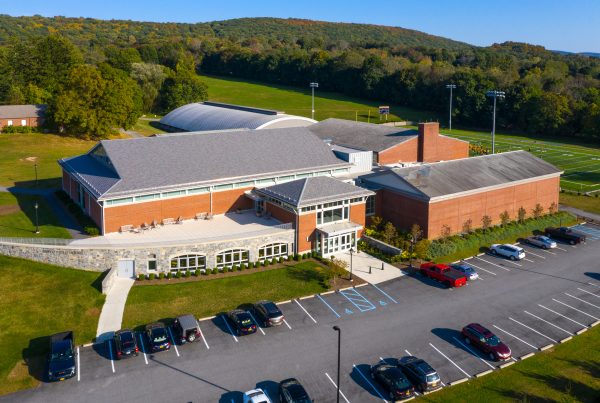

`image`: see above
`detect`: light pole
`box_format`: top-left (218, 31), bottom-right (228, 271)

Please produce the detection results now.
top-left (34, 202), bottom-right (40, 234)
top-left (445, 84), bottom-right (456, 131)
top-left (332, 326), bottom-right (341, 403)
top-left (310, 82), bottom-right (319, 120)
top-left (486, 90), bottom-right (505, 154)
top-left (407, 234), bottom-right (415, 269)
top-left (349, 248), bottom-right (354, 282)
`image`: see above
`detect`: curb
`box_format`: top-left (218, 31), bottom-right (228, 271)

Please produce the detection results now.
top-left (448, 377), bottom-right (469, 386)
top-left (422, 387), bottom-right (443, 395)
top-left (277, 299), bottom-right (292, 305)
top-left (559, 336), bottom-right (573, 343)
top-left (463, 257), bottom-right (472, 261)
top-left (475, 369), bottom-right (493, 377)
top-left (198, 315), bottom-right (217, 322)
top-left (499, 361), bottom-right (515, 369)
top-left (519, 352), bottom-right (535, 360)
top-left (355, 283), bottom-right (368, 288)
top-left (540, 344), bottom-right (554, 351)
top-left (576, 328), bottom-right (588, 335)
top-left (591, 320), bottom-right (600, 327)
top-left (81, 342), bottom-right (94, 348)
top-left (299, 295), bottom-right (313, 300)
top-left (321, 290), bottom-right (336, 296)
top-left (477, 252), bottom-right (485, 256)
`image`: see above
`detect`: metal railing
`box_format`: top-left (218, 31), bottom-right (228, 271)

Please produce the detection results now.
top-left (0, 237), bottom-right (74, 246)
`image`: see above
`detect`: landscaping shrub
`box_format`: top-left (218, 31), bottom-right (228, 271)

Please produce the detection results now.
top-left (212, 268), bottom-right (218, 275)
top-left (235, 265), bottom-right (241, 271)
top-left (54, 190), bottom-right (101, 236)
top-left (278, 257), bottom-right (284, 263)
top-left (148, 273), bottom-right (156, 280)
top-left (293, 254), bottom-right (299, 261)
top-left (158, 272), bottom-right (165, 280)
top-left (261, 261), bottom-right (267, 267)
top-left (166, 272), bottom-right (172, 279)
top-left (176, 271), bottom-right (182, 279)
top-left (137, 273), bottom-right (145, 281)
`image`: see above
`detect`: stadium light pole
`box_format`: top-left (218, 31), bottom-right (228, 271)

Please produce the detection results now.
top-left (445, 84), bottom-right (456, 131)
top-left (486, 90), bottom-right (505, 154)
top-left (310, 82), bottom-right (319, 120)
top-left (332, 326), bottom-right (341, 403)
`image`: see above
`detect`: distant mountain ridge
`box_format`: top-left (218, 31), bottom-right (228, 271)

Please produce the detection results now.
top-left (552, 50), bottom-right (600, 58)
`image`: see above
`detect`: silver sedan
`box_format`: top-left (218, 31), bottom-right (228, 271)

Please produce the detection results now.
top-left (525, 235), bottom-right (557, 249)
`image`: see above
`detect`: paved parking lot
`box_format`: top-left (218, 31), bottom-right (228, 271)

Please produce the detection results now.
top-left (3, 223), bottom-right (600, 403)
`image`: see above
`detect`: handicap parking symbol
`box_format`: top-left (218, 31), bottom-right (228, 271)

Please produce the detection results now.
top-left (345, 308), bottom-right (353, 315)
top-left (379, 300), bottom-right (387, 306)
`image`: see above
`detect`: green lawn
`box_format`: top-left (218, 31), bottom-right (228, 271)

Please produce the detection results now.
top-left (0, 192), bottom-right (71, 238)
top-left (560, 192), bottom-right (600, 215)
top-left (0, 133), bottom-right (95, 188)
top-left (422, 325), bottom-right (600, 402)
top-left (0, 255), bottom-right (105, 395)
top-left (131, 118), bottom-right (165, 136)
top-left (123, 261), bottom-right (331, 330)
top-left (200, 74), bottom-right (440, 123)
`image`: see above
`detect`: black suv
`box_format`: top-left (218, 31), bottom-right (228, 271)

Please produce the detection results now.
top-left (253, 300), bottom-right (285, 327)
top-left (172, 314), bottom-right (201, 344)
top-left (114, 329), bottom-right (139, 359)
top-left (279, 378), bottom-right (312, 402)
top-left (226, 309), bottom-right (257, 335)
top-left (397, 356), bottom-right (441, 392)
top-left (370, 363), bottom-right (415, 401)
top-left (145, 322), bottom-right (171, 352)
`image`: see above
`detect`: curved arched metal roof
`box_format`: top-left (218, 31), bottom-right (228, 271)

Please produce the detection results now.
top-left (160, 102), bottom-right (316, 132)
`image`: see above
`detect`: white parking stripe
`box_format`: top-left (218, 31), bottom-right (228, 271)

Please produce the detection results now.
top-left (452, 337), bottom-right (496, 369)
top-left (167, 327), bottom-right (180, 357)
top-left (138, 333), bottom-right (148, 365)
top-left (565, 293), bottom-right (600, 309)
top-left (523, 311), bottom-right (573, 335)
top-left (506, 259), bottom-right (523, 267)
top-left (577, 288), bottom-right (600, 298)
top-left (541, 249), bottom-right (557, 255)
top-left (404, 349), bottom-right (412, 356)
top-left (587, 282), bottom-right (600, 288)
top-left (294, 299), bottom-right (317, 324)
top-left (248, 312), bottom-right (266, 336)
top-left (555, 246), bottom-right (568, 251)
top-left (538, 304), bottom-right (587, 327)
top-left (462, 261), bottom-right (497, 276)
top-left (353, 364), bottom-right (389, 402)
top-left (222, 315), bottom-right (239, 343)
top-left (283, 319), bottom-right (292, 330)
top-left (76, 347), bottom-right (80, 381)
top-left (492, 325), bottom-right (538, 350)
top-left (325, 372), bottom-right (351, 403)
top-left (474, 257), bottom-right (511, 271)
top-left (520, 248), bottom-right (546, 259)
top-left (196, 320), bottom-right (210, 349)
top-left (522, 258), bottom-right (535, 263)
top-left (429, 342), bottom-right (471, 378)
top-left (509, 317), bottom-right (557, 343)
top-left (108, 340), bottom-right (116, 373)
top-left (552, 299), bottom-right (600, 320)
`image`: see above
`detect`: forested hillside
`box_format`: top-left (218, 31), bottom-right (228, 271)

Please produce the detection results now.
top-left (0, 14), bottom-right (598, 140)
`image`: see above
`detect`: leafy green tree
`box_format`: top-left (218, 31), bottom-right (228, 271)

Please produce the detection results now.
top-left (159, 67), bottom-right (207, 112)
top-left (131, 63), bottom-right (166, 112)
top-left (104, 46), bottom-right (142, 73)
top-left (382, 222), bottom-right (397, 245)
top-left (32, 35), bottom-right (83, 93)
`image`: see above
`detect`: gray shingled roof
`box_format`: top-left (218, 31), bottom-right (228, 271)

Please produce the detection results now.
top-left (360, 151), bottom-right (562, 200)
top-left (0, 104), bottom-right (47, 119)
top-left (59, 154), bottom-right (120, 199)
top-left (256, 176), bottom-right (374, 207)
top-left (308, 118), bottom-right (418, 152)
top-left (63, 127), bottom-right (349, 200)
top-left (160, 101), bottom-right (316, 132)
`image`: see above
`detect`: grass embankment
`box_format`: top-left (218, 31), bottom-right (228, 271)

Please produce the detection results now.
top-left (560, 192), bottom-right (600, 215)
top-left (422, 324), bottom-right (600, 402)
top-left (123, 261), bottom-right (330, 329)
top-left (0, 192), bottom-right (71, 238)
top-left (0, 255), bottom-right (104, 395)
top-left (200, 74), bottom-right (439, 123)
top-left (131, 118), bottom-right (165, 136)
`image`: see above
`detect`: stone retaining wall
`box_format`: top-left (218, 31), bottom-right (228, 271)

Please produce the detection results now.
top-left (362, 235), bottom-right (402, 255)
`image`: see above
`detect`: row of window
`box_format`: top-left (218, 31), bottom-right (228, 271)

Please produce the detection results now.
top-left (3, 120), bottom-right (28, 126)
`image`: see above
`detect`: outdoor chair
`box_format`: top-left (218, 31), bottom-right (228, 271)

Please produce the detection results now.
top-left (162, 217), bottom-right (175, 225)
top-left (142, 222), bottom-right (150, 231)
top-left (205, 213), bottom-right (214, 220)
top-left (131, 226), bottom-right (141, 234)
top-left (176, 216), bottom-right (184, 224)
top-left (195, 212), bottom-right (207, 220)
top-left (119, 224), bottom-right (133, 233)
top-left (151, 220), bottom-right (159, 229)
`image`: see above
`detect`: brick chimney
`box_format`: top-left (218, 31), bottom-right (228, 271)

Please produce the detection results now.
top-left (418, 122), bottom-right (440, 162)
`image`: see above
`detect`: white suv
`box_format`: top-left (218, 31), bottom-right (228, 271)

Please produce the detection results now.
top-left (490, 244), bottom-right (526, 261)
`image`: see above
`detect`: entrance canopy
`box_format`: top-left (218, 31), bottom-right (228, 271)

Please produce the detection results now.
top-left (316, 221), bottom-right (363, 236)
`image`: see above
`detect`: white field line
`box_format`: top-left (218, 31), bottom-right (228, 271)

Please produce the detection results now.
top-left (452, 337), bottom-right (496, 369)
top-left (353, 364), bottom-right (389, 402)
top-left (325, 372), bottom-right (351, 403)
top-left (492, 325), bottom-right (538, 350)
top-left (538, 304), bottom-right (587, 328)
top-left (462, 261), bottom-right (497, 276)
top-left (523, 311), bottom-right (573, 335)
top-left (474, 257), bottom-right (511, 271)
top-left (108, 340), bottom-right (116, 373)
top-left (405, 349), bottom-right (412, 356)
top-left (429, 342), bottom-right (471, 378)
top-left (509, 317), bottom-right (557, 343)
top-left (577, 288), bottom-right (600, 298)
top-left (167, 327), bottom-right (180, 357)
top-left (563, 165), bottom-right (600, 177)
top-left (138, 333), bottom-right (148, 365)
top-left (196, 320), bottom-right (210, 349)
top-left (283, 319), bottom-right (292, 330)
top-left (76, 347), bottom-right (80, 381)
top-left (248, 312), bottom-right (266, 336)
top-left (294, 299), bottom-right (317, 323)
top-left (222, 315), bottom-right (239, 343)
top-left (552, 299), bottom-right (600, 320)
top-left (565, 293), bottom-right (600, 309)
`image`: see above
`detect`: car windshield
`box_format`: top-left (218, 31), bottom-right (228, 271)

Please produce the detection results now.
top-left (539, 236), bottom-right (551, 242)
top-left (120, 332), bottom-right (135, 348)
top-left (426, 373), bottom-right (440, 382)
top-left (51, 349), bottom-right (73, 361)
top-left (390, 375), bottom-right (411, 389)
top-left (485, 335), bottom-right (501, 346)
top-left (151, 328), bottom-right (167, 342)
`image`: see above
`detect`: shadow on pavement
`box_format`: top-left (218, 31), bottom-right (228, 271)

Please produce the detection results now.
top-left (350, 363), bottom-right (386, 400)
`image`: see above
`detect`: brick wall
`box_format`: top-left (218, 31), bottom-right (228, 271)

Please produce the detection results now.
top-left (349, 202), bottom-right (367, 237)
top-left (297, 212), bottom-right (317, 254)
top-left (0, 116), bottom-right (43, 128)
top-left (436, 136), bottom-right (469, 161)
top-left (418, 122), bottom-right (439, 162)
top-left (375, 189), bottom-right (430, 235)
top-left (377, 137), bottom-right (419, 165)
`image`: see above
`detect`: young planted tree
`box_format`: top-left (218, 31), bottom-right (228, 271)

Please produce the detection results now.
top-left (462, 218), bottom-right (473, 234)
top-left (532, 203), bottom-right (544, 219)
top-left (440, 224), bottom-right (451, 239)
top-left (328, 257), bottom-right (349, 290)
top-left (382, 222), bottom-right (397, 245)
top-left (517, 206), bottom-right (527, 223)
top-left (499, 210), bottom-right (510, 227)
top-left (481, 215), bottom-right (492, 232)
top-left (549, 202), bottom-right (558, 214)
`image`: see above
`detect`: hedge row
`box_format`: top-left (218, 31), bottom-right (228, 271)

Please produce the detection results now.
top-left (54, 190), bottom-right (101, 236)
top-left (1, 125), bottom-right (41, 134)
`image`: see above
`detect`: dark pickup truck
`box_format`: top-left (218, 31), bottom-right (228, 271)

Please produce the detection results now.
top-left (545, 227), bottom-right (586, 245)
top-left (419, 263), bottom-right (467, 288)
top-left (48, 331), bottom-right (76, 381)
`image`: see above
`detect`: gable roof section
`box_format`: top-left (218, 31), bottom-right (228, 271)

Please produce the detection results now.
top-left (360, 151), bottom-right (562, 201)
top-left (0, 104), bottom-right (47, 119)
top-left (59, 154), bottom-right (121, 199)
top-left (307, 118), bottom-right (418, 152)
top-left (256, 176), bottom-right (374, 208)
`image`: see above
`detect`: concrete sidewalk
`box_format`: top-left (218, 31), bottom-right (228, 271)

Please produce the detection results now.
top-left (560, 204), bottom-right (600, 222)
top-left (333, 249), bottom-right (405, 284)
top-left (96, 277), bottom-right (135, 343)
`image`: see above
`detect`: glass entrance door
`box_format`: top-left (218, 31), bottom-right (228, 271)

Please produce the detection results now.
top-left (319, 231), bottom-right (356, 257)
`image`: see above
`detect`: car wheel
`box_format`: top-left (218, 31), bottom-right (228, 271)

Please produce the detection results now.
top-left (570, 240), bottom-right (575, 245)
top-left (464, 337), bottom-right (470, 344)
top-left (489, 352), bottom-right (496, 361)
top-left (510, 255), bottom-right (516, 261)
top-left (187, 333), bottom-right (196, 342)
top-left (491, 249), bottom-right (497, 255)
top-left (543, 245), bottom-right (548, 250)
top-left (389, 392), bottom-right (395, 400)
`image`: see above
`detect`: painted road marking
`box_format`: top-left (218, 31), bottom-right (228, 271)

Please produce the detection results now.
top-left (248, 311), bottom-right (266, 336)
top-left (196, 320), bottom-right (210, 349)
top-left (520, 248), bottom-right (546, 259)
top-left (538, 304), bottom-right (587, 328)
top-left (138, 333), bottom-right (148, 365)
top-left (552, 299), bottom-right (600, 320)
top-left (492, 325), bottom-right (538, 350)
top-left (577, 288), bottom-right (600, 298)
top-left (509, 317), bottom-right (557, 343)
top-left (587, 282), bottom-right (600, 288)
top-left (474, 257), bottom-right (511, 271)
top-left (565, 293), bottom-right (600, 309)
top-left (554, 245), bottom-right (568, 251)
top-left (107, 340), bottom-right (116, 373)
top-left (371, 283), bottom-right (398, 304)
top-left (76, 347), bottom-right (80, 381)
top-left (429, 342), bottom-right (471, 378)
top-left (325, 372), bottom-right (351, 403)
top-left (294, 299), bottom-right (317, 324)
top-left (222, 315), bottom-right (239, 343)
top-left (317, 294), bottom-right (341, 318)
top-left (524, 311), bottom-right (573, 335)
top-left (167, 327), bottom-right (180, 357)
top-left (353, 364), bottom-right (389, 402)
top-left (522, 258), bottom-right (535, 263)
top-left (452, 337), bottom-right (496, 369)
top-left (540, 248), bottom-right (557, 255)
top-left (464, 261), bottom-right (497, 276)
top-left (340, 288), bottom-right (376, 312)
top-left (405, 349), bottom-right (412, 356)
top-left (506, 259), bottom-right (523, 267)
top-left (283, 319), bottom-right (292, 330)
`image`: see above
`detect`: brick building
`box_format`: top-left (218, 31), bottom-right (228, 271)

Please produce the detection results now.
top-left (0, 104), bottom-right (47, 129)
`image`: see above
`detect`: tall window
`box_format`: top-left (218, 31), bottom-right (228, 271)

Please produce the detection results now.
top-left (216, 249), bottom-right (249, 269)
top-left (317, 205), bottom-right (349, 225)
top-left (170, 254), bottom-right (206, 273)
top-left (148, 254), bottom-right (157, 272)
top-left (366, 196), bottom-right (375, 216)
top-left (258, 243), bottom-right (288, 262)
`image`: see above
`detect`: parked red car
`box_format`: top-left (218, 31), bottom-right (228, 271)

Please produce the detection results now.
top-left (419, 263), bottom-right (467, 288)
top-left (461, 323), bottom-right (512, 361)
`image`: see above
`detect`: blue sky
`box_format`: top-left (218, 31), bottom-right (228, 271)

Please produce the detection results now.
top-left (3, 0), bottom-right (599, 52)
